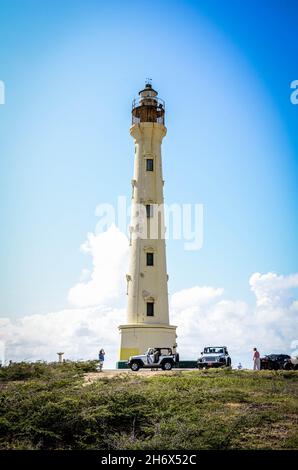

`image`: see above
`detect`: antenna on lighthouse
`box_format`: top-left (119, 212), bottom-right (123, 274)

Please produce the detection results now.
top-left (145, 77), bottom-right (152, 87)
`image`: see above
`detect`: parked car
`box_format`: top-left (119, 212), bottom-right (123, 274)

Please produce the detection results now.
top-left (260, 354), bottom-right (291, 370)
top-left (283, 355), bottom-right (298, 370)
top-left (127, 347), bottom-right (179, 371)
top-left (197, 346), bottom-right (231, 369)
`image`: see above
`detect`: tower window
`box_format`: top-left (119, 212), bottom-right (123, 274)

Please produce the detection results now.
top-left (146, 159), bottom-right (154, 171)
top-left (146, 301), bottom-right (154, 316)
top-left (146, 204), bottom-right (153, 218)
top-left (146, 252), bottom-right (154, 266)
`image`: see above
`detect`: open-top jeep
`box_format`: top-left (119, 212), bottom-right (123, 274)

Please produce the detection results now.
top-left (197, 346), bottom-right (231, 369)
top-left (128, 347), bottom-right (179, 371)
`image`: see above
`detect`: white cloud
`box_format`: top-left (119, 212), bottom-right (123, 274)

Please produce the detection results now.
top-left (0, 224), bottom-right (129, 367)
top-left (68, 224), bottom-right (129, 308)
top-left (249, 272), bottom-right (298, 308)
top-left (171, 272), bottom-right (298, 366)
top-left (0, 306), bottom-right (125, 368)
top-left (1, 224), bottom-right (297, 369)
top-left (171, 286), bottom-right (223, 310)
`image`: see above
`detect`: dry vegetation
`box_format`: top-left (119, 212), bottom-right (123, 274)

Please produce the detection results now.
top-left (0, 362), bottom-right (297, 449)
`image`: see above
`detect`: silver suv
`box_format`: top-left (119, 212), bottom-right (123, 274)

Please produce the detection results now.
top-left (197, 346), bottom-right (231, 369)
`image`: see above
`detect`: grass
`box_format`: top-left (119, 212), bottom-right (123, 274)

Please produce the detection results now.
top-left (0, 362), bottom-right (297, 449)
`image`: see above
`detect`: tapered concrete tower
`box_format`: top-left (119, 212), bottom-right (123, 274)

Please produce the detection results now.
top-left (118, 82), bottom-right (177, 362)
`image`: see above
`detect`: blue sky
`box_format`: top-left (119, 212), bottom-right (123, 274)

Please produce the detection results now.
top-left (0, 0), bottom-right (297, 337)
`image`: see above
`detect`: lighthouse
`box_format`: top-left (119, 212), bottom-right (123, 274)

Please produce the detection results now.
top-left (118, 82), bottom-right (177, 363)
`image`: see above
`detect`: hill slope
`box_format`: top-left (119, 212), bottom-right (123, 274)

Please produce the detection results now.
top-left (0, 362), bottom-right (297, 449)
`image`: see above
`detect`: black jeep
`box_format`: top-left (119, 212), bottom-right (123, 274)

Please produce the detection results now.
top-left (260, 354), bottom-right (291, 370)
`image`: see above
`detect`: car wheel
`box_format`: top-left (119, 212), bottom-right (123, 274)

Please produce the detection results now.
top-left (283, 362), bottom-right (292, 370)
top-left (130, 362), bottom-right (140, 372)
top-left (162, 361), bottom-right (172, 371)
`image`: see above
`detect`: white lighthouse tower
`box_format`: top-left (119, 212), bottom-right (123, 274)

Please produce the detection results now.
top-left (118, 82), bottom-right (177, 362)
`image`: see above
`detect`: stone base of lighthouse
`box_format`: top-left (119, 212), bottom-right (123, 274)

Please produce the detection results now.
top-left (117, 324), bottom-right (177, 365)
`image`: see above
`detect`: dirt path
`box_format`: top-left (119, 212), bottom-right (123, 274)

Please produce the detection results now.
top-left (83, 368), bottom-right (187, 384)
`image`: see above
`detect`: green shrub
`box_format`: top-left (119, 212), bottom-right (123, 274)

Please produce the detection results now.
top-left (0, 365), bottom-right (297, 450)
top-left (0, 361), bottom-right (98, 382)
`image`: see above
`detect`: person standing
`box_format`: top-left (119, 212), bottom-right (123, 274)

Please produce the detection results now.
top-left (98, 348), bottom-right (105, 372)
top-left (146, 348), bottom-right (154, 365)
top-left (253, 347), bottom-right (261, 370)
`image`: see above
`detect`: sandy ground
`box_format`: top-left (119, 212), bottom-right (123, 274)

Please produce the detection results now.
top-left (83, 368), bottom-right (189, 384)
